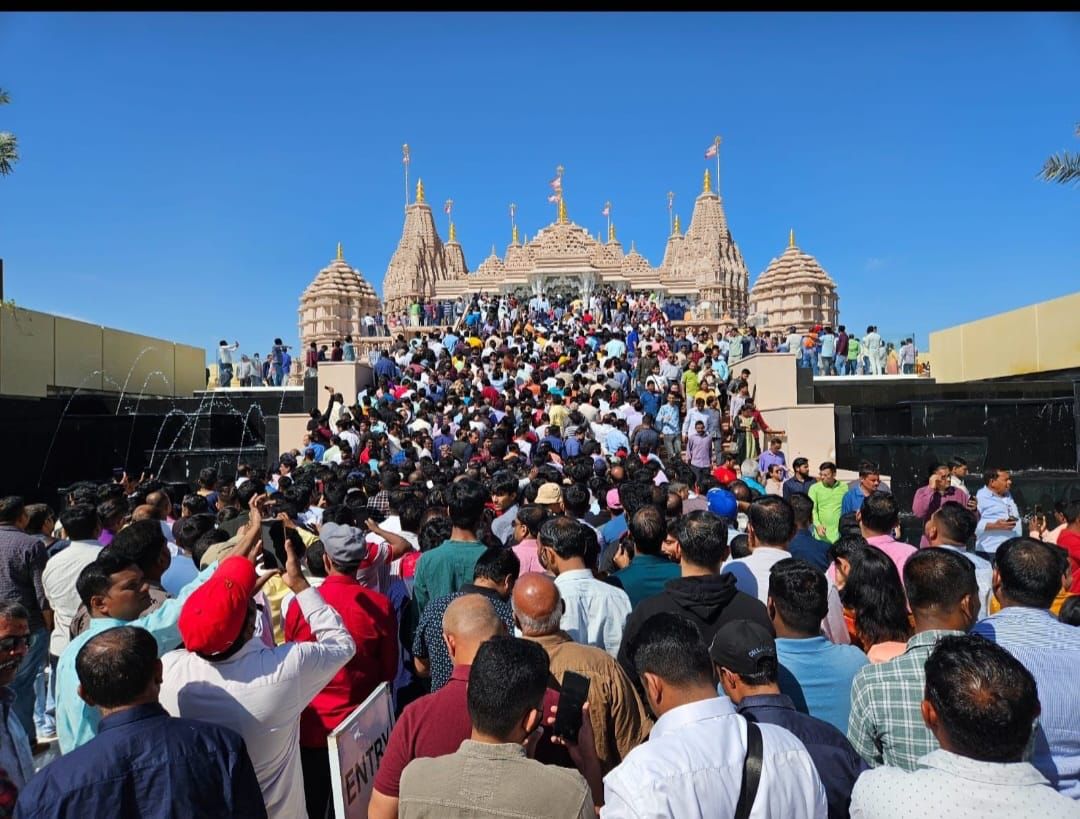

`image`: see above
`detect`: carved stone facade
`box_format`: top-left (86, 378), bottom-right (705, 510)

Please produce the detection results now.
top-left (381, 170), bottom-right (751, 320)
top-left (298, 245), bottom-right (381, 351)
top-left (748, 232), bottom-right (839, 334)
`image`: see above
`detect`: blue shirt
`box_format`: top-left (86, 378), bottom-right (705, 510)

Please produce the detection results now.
top-left (638, 389), bottom-right (660, 419)
top-left (655, 404), bottom-right (680, 436)
top-left (56, 563), bottom-right (215, 753)
top-left (737, 693), bottom-right (867, 819)
top-left (776, 636), bottom-right (870, 733)
top-left (789, 528), bottom-right (832, 572)
top-left (973, 606), bottom-right (1080, 798)
top-left (841, 485), bottom-right (869, 517)
top-left (604, 429), bottom-right (630, 454)
top-left (374, 357), bottom-right (399, 381)
top-left (973, 486), bottom-right (1021, 555)
top-left (16, 703), bottom-right (266, 819)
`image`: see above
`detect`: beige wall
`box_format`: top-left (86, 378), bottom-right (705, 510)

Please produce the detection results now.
top-left (0, 305), bottom-right (205, 398)
top-left (740, 351), bottom-right (798, 409)
top-left (929, 291), bottom-right (1080, 383)
top-left (318, 361), bottom-right (374, 403)
top-left (278, 412), bottom-right (312, 453)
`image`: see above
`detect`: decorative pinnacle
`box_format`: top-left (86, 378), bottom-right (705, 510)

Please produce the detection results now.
top-left (703, 168), bottom-right (712, 193)
top-left (558, 196), bottom-right (567, 224)
top-left (789, 228), bottom-right (795, 248)
top-left (608, 222), bottom-right (616, 242)
top-left (673, 214), bottom-right (681, 235)
top-left (512, 224), bottom-right (519, 244)
top-left (449, 222), bottom-right (457, 242)
top-left (631, 240), bottom-right (636, 252)
top-left (416, 178), bottom-right (425, 204)
top-left (336, 242), bottom-right (343, 261)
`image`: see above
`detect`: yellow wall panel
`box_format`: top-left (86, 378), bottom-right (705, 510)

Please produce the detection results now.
top-left (174, 345), bottom-right (207, 396)
top-left (54, 318), bottom-right (104, 392)
top-left (1034, 292), bottom-right (1080, 373)
top-left (102, 329), bottom-right (176, 398)
top-left (0, 308), bottom-right (55, 397)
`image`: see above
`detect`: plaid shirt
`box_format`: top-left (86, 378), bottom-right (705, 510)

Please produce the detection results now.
top-left (847, 629), bottom-right (963, 770)
top-left (0, 524), bottom-right (49, 631)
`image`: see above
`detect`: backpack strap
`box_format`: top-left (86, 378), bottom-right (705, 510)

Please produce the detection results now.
top-left (734, 717), bottom-right (764, 819)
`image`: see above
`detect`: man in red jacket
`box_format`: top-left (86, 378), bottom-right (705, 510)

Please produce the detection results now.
top-left (284, 524), bottom-right (398, 819)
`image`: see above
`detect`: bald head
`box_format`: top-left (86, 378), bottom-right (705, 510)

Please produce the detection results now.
top-left (146, 491), bottom-right (171, 517)
top-left (131, 504), bottom-right (159, 522)
top-left (441, 594), bottom-right (506, 667)
top-left (511, 573), bottom-right (563, 637)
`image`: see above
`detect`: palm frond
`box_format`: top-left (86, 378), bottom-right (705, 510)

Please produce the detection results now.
top-left (0, 132), bottom-right (18, 176)
top-left (0, 89), bottom-right (9, 106)
top-left (1040, 152), bottom-right (1080, 186)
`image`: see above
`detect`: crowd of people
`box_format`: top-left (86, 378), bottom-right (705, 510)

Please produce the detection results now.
top-left (216, 339), bottom-right (293, 388)
top-left (4, 298), bottom-right (1078, 818)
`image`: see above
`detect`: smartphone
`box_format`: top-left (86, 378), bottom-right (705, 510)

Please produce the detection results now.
top-left (551, 671), bottom-right (591, 743)
top-left (1034, 504), bottom-right (1043, 517)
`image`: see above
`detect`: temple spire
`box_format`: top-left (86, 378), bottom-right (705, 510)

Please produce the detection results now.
top-left (789, 228), bottom-right (795, 248)
top-left (336, 242), bottom-right (343, 261)
top-left (512, 224), bottom-right (519, 244)
top-left (703, 168), bottom-right (712, 194)
top-left (608, 222), bottom-right (616, 242)
top-left (416, 178), bottom-right (425, 204)
top-left (558, 196), bottom-right (568, 224)
top-left (673, 214), bottom-right (681, 236)
top-left (449, 222), bottom-right (457, 242)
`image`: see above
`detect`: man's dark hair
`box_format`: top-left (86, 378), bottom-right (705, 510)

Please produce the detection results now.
top-left (516, 504), bottom-right (550, 538)
top-left (109, 520), bottom-right (166, 575)
top-left (418, 516), bottom-right (452, 552)
top-left (473, 546), bottom-right (521, 584)
top-left (60, 504), bottom-right (100, 541)
top-left (182, 494), bottom-right (210, 516)
top-left (618, 480), bottom-right (657, 518)
top-left (859, 491), bottom-right (899, 533)
top-left (1058, 595), bottom-right (1080, 626)
top-left (748, 496), bottom-right (795, 546)
top-left (75, 626), bottom-right (158, 708)
top-left (924, 634), bottom-right (1039, 763)
top-left (538, 516), bottom-right (587, 560)
top-left (792, 457), bottom-right (808, 469)
top-left (788, 494), bottom-right (814, 529)
top-left (305, 540), bottom-right (328, 578)
top-left (768, 558), bottom-right (828, 635)
top-left (466, 636), bottom-right (549, 740)
top-left (672, 511), bottom-right (729, 569)
top-left (76, 552), bottom-right (140, 609)
top-left (627, 612), bottom-right (713, 686)
top-left (0, 602), bottom-right (29, 622)
top-left (948, 456), bottom-right (967, 469)
top-left (982, 467), bottom-right (1007, 486)
top-left (905, 548), bottom-right (978, 612)
top-left (175, 513), bottom-right (217, 551)
top-left (629, 506), bottom-right (665, 557)
top-left (197, 468), bottom-right (218, 489)
top-left (562, 483), bottom-right (591, 517)
top-left (0, 497), bottom-right (24, 524)
top-left (235, 479), bottom-right (260, 508)
top-left (819, 461), bottom-right (837, 473)
top-left (447, 479), bottom-right (487, 529)
top-left (931, 503), bottom-right (977, 544)
top-left (191, 529), bottom-right (228, 570)
top-left (490, 471), bottom-right (519, 499)
top-left (996, 537), bottom-right (1066, 609)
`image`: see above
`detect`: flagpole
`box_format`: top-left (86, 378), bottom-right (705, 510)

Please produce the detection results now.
top-left (667, 191), bottom-right (674, 234)
top-left (714, 135), bottom-right (722, 195)
top-left (402, 143), bottom-right (410, 208)
top-left (605, 201), bottom-right (611, 239)
top-left (445, 199), bottom-right (453, 238)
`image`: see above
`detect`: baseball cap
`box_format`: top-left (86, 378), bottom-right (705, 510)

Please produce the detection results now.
top-left (178, 556), bottom-right (258, 656)
top-left (709, 620), bottom-right (777, 676)
top-left (320, 522), bottom-right (371, 565)
top-left (706, 487), bottom-right (738, 520)
top-left (536, 483), bottom-right (563, 505)
top-left (606, 488), bottom-right (623, 512)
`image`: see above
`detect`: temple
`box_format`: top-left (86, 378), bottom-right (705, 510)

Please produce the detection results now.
top-left (382, 168), bottom-right (751, 321)
top-left (298, 243), bottom-right (381, 351)
top-left (748, 231), bottom-right (839, 334)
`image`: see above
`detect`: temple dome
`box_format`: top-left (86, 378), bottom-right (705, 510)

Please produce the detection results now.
top-left (298, 245), bottom-right (381, 351)
top-left (748, 232), bottom-right (839, 334)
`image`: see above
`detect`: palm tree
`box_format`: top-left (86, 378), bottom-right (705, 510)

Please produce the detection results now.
top-left (1040, 123), bottom-right (1080, 186)
top-left (0, 88), bottom-right (18, 177)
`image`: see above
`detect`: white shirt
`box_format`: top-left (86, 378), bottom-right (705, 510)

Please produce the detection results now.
top-left (721, 546), bottom-right (791, 605)
top-left (602, 696), bottom-right (826, 819)
top-left (850, 749), bottom-right (1079, 819)
top-left (553, 568), bottom-right (631, 658)
top-left (159, 587), bottom-right (355, 819)
top-left (42, 539), bottom-right (102, 657)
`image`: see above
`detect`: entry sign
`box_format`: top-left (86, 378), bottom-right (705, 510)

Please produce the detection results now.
top-left (328, 682), bottom-right (396, 817)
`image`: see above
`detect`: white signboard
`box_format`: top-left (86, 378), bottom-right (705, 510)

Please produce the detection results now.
top-left (327, 682), bottom-right (396, 818)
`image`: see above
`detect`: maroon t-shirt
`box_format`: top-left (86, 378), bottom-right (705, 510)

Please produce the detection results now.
top-left (374, 664), bottom-right (569, 797)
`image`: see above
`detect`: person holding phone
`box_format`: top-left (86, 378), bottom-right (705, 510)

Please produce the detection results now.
top-left (974, 468), bottom-right (1022, 562)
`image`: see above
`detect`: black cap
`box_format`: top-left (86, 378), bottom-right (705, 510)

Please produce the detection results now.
top-left (708, 620), bottom-right (776, 676)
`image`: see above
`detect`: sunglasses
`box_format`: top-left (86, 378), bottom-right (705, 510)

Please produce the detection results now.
top-left (0, 635), bottom-right (31, 653)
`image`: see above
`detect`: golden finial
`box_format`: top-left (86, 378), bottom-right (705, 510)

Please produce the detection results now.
top-left (416, 178), bottom-right (425, 204)
top-left (703, 168), bottom-right (712, 193)
top-left (558, 197), bottom-right (567, 224)
top-left (608, 222), bottom-right (616, 242)
top-left (673, 214), bottom-right (681, 235)
top-left (336, 242), bottom-right (343, 261)
top-left (789, 228), bottom-right (795, 248)
top-left (512, 224), bottom-right (519, 244)
top-left (449, 222), bottom-right (457, 242)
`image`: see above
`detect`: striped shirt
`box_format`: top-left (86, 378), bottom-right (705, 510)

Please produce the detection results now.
top-left (847, 629), bottom-right (963, 770)
top-left (972, 606), bottom-right (1080, 798)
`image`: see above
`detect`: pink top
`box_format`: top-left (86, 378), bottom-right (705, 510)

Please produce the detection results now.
top-left (865, 534), bottom-right (917, 581)
top-left (867, 641), bottom-right (907, 664)
top-left (512, 538), bottom-right (547, 576)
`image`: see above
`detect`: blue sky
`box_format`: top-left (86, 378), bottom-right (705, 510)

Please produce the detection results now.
top-left (2, 12), bottom-right (1078, 361)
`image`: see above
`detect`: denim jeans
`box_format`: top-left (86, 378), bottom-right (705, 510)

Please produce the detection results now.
top-left (34, 655), bottom-right (56, 737)
top-left (821, 355), bottom-right (835, 376)
top-left (12, 627), bottom-right (48, 744)
top-left (218, 363), bottom-right (233, 387)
